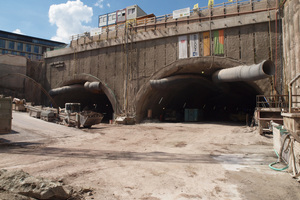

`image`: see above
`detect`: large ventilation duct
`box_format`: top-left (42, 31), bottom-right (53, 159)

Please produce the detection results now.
top-left (49, 81), bottom-right (102, 96)
top-left (49, 84), bottom-right (85, 96)
top-left (212, 60), bottom-right (275, 83)
top-left (150, 75), bottom-right (213, 90)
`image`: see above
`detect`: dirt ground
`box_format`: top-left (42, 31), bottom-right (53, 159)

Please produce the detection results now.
top-left (1, 112), bottom-right (300, 200)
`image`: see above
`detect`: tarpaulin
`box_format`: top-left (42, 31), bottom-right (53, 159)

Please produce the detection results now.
top-left (203, 32), bottom-right (210, 56)
top-left (178, 35), bottom-right (188, 59)
top-left (190, 34), bottom-right (199, 57)
top-left (214, 30), bottom-right (224, 55)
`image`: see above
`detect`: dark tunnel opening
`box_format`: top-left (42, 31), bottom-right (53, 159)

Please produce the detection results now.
top-left (144, 77), bottom-right (258, 124)
top-left (51, 85), bottom-right (114, 123)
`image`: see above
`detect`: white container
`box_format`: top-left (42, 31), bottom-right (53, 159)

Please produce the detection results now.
top-left (126, 5), bottom-right (147, 20)
top-left (107, 12), bottom-right (117, 25)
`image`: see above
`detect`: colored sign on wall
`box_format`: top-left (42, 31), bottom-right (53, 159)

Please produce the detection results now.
top-left (190, 34), bottom-right (199, 57)
top-left (173, 7), bottom-right (190, 19)
top-left (178, 35), bottom-right (188, 59)
top-left (214, 30), bottom-right (224, 55)
top-left (203, 32), bottom-right (210, 56)
top-left (90, 28), bottom-right (102, 36)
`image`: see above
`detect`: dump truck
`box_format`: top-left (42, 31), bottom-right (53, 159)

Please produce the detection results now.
top-left (59, 103), bottom-right (103, 128)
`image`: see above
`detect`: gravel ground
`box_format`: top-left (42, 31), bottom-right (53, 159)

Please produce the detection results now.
top-left (0, 111), bottom-right (299, 200)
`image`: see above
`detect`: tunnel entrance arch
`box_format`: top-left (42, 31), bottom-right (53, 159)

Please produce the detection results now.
top-left (50, 73), bottom-right (119, 123)
top-left (136, 57), bottom-right (270, 123)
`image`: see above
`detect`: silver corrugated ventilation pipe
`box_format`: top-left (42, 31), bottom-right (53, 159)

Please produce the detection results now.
top-left (84, 81), bottom-right (102, 93)
top-left (48, 84), bottom-right (85, 96)
top-left (212, 60), bottom-right (275, 83)
top-left (49, 81), bottom-right (102, 96)
top-left (150, 75), bottom-right (212, 90)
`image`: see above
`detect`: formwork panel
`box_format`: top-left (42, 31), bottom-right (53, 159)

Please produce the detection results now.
top-left (212, 6), bottom-right (225, 20)
top-left (225, 4), bottom-right (238, 15)
top-left (239, 1), bottom-right (252, 12)
top-left (253, 0), bottom-right (268, 10)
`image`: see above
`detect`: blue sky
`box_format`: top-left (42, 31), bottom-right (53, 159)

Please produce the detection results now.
top-left (0, 0), bottom-right (229, 43)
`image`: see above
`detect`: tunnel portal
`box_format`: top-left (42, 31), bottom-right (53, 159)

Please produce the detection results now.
top-left (50, 81), bottom-right (114, 123)
top-left (142, 75), bottom-right (259, 124)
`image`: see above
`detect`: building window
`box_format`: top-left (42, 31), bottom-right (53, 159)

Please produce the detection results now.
top-left (2, 50), bottom-right (8, 54)
top-left (26, 44), bottom-right (31, 52)
top-left (11, 51), bottom-right (17, 55)
top-left (128, 8), bottom-right (136, 15)
top-left (34, 45), bottom-right (39, 54)
top-left (27, 54), bottom-right (32, 59)
top-left (17, 42), bottom-right (23, 51)
top-left (19, 52), bottom-right (25, 56)
top-left (0, 39), bottom-right (5, 48)
top-left (8, 41), bottom-right (15, 49)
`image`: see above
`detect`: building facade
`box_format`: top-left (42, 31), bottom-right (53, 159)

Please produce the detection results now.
top-left (0, 30), bottom-right (66, 61)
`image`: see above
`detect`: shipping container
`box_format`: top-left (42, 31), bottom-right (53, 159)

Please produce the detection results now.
top-left (117, 9), bottom-right (126, 23)
top-left (184, 109), bottom-right (200, 122)
top-left (126, 5), bottom-right (147, 20)
top-left (0, 96), bottom-right (12, 133)
top-left (99, 14), bottom-right (108, 27)
top-left (107, 12), bottom-right (117, 26)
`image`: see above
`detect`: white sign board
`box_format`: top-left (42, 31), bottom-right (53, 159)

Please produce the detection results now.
top-left (190, 34), bottom-right (199, 57)
top-left (173, 7), bottom-right (190, 19)
top-left (178, 35), bottom-right (188, 59)
top-left (90, 28), bottom-right (102, 36)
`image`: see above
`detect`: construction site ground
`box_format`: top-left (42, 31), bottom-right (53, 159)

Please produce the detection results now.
top-left (1, 111), bottom-right (300, 200)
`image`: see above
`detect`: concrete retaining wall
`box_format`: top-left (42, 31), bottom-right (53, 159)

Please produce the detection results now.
top-left (282, 0), bottom-right (300, 105)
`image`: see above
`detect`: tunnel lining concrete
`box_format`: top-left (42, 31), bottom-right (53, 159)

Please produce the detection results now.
top-left (136, 57), bottom-right (269, 123)
top-left (53, 73), bottom-right (120, 115)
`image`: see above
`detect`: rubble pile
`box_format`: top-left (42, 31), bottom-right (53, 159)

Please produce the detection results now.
top-left (0, 169), bottom-right (83, 200)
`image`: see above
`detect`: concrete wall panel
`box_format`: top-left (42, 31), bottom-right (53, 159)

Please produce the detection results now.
top-left (254, 23), bottom-right (270, 63)
top-left (155, 38), bottom-right (166, 69)
top-left (166, 36), bottom-right (177, 66)
top-left (226, 27), bottom-right (240, 60)
top-left (240, 25), bottom-right (254, 64)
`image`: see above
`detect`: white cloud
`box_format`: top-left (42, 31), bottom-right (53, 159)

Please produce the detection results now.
top-left (107, 3), bottom-right (111, 8)
top-left (94, 0), bottom-right (104, 9)
top-left (13, 29), bottom-right (23, 35)
top-left (49, 0), bottom-right (93, 43)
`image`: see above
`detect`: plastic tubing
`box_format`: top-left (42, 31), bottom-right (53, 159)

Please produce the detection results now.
top-left (269, 149), bottom-right (289, 171)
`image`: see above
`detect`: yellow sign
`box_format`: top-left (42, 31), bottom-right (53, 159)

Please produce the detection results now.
top-left (208, 0), bottom-right (214, 6)
top-left (193, 3), bottom-right (199, 10)
top-left (228, 0), bottom-right (233, 2)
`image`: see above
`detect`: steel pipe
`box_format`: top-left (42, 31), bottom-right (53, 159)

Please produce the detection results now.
top-left (212, 60), bottom-right (275, 83)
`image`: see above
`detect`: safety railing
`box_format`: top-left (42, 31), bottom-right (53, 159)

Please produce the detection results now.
top-left (70, 0), bottom-right (276, 41)
top-left (256, 95), bottom-right (300, 109)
